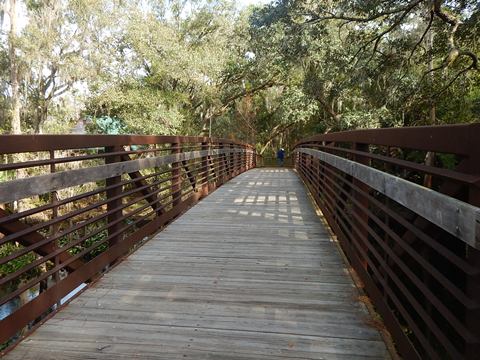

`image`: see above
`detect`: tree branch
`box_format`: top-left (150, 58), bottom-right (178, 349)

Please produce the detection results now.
top-left (52, 84), bottom-right (71, 98)
top-left (408, 10), bottom-right (434, 63)
top-left (303, 0), bottom-right (424, 25)
top-left (349, 1), bottom-right (422, 65)
top-left (200, 77), bottom-right (279, 131)
top-left (433, 62), bottom-right (476, 98)
top-left (260, 122), bottom-right (295, 155)
top-left (222, 77), bottom-right (277, 106)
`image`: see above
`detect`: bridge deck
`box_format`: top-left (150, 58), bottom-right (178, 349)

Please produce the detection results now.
top-left (6, 169), bottom-right (390, 359)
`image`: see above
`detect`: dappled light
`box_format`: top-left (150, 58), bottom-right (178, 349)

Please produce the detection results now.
top-left (3, 168), bottom-right (386, 359)
top-left (0, 0), bottom-right (479, 359)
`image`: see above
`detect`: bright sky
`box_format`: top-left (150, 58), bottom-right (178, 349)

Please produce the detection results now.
top-left (237, 0), bottom-right (272, 9)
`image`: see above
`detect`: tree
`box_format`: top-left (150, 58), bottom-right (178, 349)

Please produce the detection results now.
top-left (4, 0), bottom-right (21, 134)
top-left (87, 0), bottom-right (263, 135)
top-left (0, 0), bottom-right (478, 145)
top-left (245, 0), bottom-right (479, 136)
top-left (21, 0), bottom-right (117, 133)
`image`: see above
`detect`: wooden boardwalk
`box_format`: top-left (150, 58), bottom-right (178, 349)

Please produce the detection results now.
top-left (5, 169), bottom-right (390, 359)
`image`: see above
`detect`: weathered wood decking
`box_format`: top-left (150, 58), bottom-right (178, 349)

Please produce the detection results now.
top-left (5, 169), bottom-right (390, 359)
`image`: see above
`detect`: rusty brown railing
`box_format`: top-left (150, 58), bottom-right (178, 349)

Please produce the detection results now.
top-left (294, 123), bottom-right (480, 360)
top-left (0, 135), bottom-right (255, 349)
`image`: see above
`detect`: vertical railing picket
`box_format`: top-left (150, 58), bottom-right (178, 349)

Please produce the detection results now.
top-left (218, 142), bottom-right (225, 185)
top-left (201, 141), bottom-right (209, 196)
top-left (464, 147), bottom-right (480, 359)
top-left (230, 143), bottom-right (235, 177)
top-left (49, 149), bottom-right (61, 307)
top-left (210, 140), bottom-right (218, 186)
top-left (171, 142), bottom-right (182, 207)
top-left (352, 142), bottom-right (370, 269)
top-left (105, 145), bottom-right (123, 248)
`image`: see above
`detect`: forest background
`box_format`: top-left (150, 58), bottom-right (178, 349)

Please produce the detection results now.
top-left (0, 0), bottom-right (479, 156)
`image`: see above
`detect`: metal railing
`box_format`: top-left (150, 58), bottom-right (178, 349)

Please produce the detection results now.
top-left (294, 124), bottom-right (480, 360)
top-left (0, 135), bottom-right (255, 349)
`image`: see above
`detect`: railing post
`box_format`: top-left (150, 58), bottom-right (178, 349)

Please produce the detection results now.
top-left (49, 150), bottom-right (61, 307)
top-left (225, 143), bottom-right (230, 179)
top-left (218, 142), bottom-right (225, 185)
top-left (352, 142), bottom-right (370, 270)
top-left (238, 144), bottom-right (242, 173)
top-left (244, 145), bottom-right (248, 172)
top-left (224, 142), bottom-right (229, 183)
top-left (464, 145), bottom-right (480, 359)
top-left (171, 142), bottom-right (182, 207)
top-left (230, 143), bottom-right (235, 177)
top-left (105, 145), bottom-right (123, 248)
top-left (231, 144), bottom-right (236, 176)
top-left (293, 150), bottom-right (298, 172)
top-left (240, 145), bottom-right (245, 173)
top-left (238, 144), bottom-right (243, 173)
top-left (252, 147), bottom-right (256, 169)
top-left (201, 141), bottom-right (209, 196)
top-left (209, 141), bottom-right (218, 187)
top-left (244, 146), bottom-right (248, 171)
top-left (301, 151), bottom-right (307, 179)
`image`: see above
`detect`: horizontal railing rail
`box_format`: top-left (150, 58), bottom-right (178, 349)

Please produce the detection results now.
top-left (294, 123), bottom-right (480, 360)
top-left (0, 135), bottom-right (255, 350)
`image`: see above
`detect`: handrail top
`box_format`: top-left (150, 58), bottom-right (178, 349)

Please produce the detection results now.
top-left (296, 147), bottom-right (480, 250)
top-left (0, 134), bottom-right (253, 154)
top-left (294, 123), bottom-right (480, 157)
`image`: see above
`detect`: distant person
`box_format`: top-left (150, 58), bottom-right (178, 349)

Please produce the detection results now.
top-left (277, 148), bottom-right (285, 166)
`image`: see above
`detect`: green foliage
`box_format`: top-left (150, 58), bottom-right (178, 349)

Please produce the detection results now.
top-left (0, 0), bottom-right (478, 149)
top-left (0, 243), bottom-right (38, 280)
top-left (87, 84), bottom-right (185, 135)
top-left (58, 222), bottom-right (108, 261)
top-left (340, 107), bottom-right (402, 130)
top-left (238, 0), bottom-right (480, 150)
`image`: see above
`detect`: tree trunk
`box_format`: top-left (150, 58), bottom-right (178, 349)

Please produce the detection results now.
top-left (424, 10), bottom-right (435, 188)
top-left (7, 0), bottom-right (26, 211)
top-left (314, 92), bottom-right (341, 124)
top-left (34, 102), bottom-right (48, 134)
top-left (8, 0), bottom-right (21, 134)
top-left (428, 21), bottom-right (436, 126)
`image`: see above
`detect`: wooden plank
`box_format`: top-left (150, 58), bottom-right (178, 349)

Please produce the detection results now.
top-left (297, 148), bottom-right (480, 249)
top-left (4, 169), bottom-right (390, 360)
